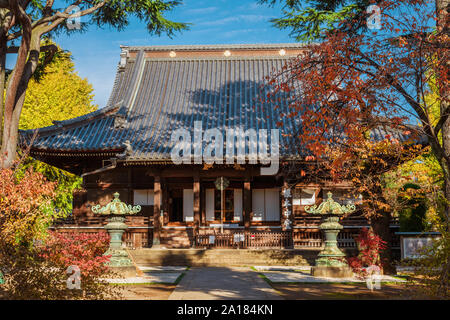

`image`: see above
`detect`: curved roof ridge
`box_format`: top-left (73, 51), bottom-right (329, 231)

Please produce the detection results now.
top-left (20, 103), bottom-right (120, 136)
top-left (122, 43), bottom-right (311, 51)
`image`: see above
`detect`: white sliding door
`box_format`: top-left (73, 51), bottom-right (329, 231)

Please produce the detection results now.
top-left (234, 189), bottom-right (243, 221)
top-left (251, 188), bottom-right (280, 221)
top-left (206, 189), bottom-right (215, 221)
top-left (183, 189), bottom-right (194, 222)
top-left (133, 189), bottom-right (154, 205)
top-left (265, 188), bottom-right (280, 221)
top-left (252, 189), bottom-right (265, 221)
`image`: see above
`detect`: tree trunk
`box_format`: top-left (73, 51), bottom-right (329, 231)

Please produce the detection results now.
top-left (370, 212), bottom-right (396, 275)
top-left (0, 32), bottom-right (5, 148)
top-left (0, 26), bottom-right (41, 168)
top-left (0, 8), bottom-right (10, 152)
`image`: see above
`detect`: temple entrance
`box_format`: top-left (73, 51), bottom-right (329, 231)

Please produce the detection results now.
top-left (169, 189), bottom-right (183, 222)
top-left (214, 189), bottom-right (234, 222)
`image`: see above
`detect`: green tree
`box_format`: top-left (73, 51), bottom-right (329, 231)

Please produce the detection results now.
top-left (0, 0), bottom-right (189, 169)
top-left (19, 48), bottom-right (97, 130)
top-left (260, 0), bottom-right (379, 41)
top-left (15, 46), bottom-right (97, 216)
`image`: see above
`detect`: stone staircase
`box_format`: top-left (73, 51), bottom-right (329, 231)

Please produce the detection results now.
top-left (160, 228), bottom-right (194, 248)
top-left (130, 248), bottom-right (318, 267)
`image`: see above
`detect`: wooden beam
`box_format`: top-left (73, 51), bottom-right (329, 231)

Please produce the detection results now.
top-left (200, 185), bottom-right (206, 225)
top-left (193, 174), bottom-right (200, 243)
top-left (153, 175), bottom-right (161, 246)
top-left (243, 179), bottom-right (252, 230)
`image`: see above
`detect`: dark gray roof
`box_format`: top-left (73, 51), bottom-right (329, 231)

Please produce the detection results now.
top-left (23, 43), bottom-right (424, 161)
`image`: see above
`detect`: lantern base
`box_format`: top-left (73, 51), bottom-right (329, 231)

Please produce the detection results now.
top-left (104, 248), bottom-right (134, 267)
top-left (312, 266), bottom-right (354, 278)
top-left (109, 266), bottom-right (138, 278)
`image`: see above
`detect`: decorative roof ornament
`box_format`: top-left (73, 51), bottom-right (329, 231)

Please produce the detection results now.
top-left (91, 192), bottom-right (141, 215)
top-left (305, 192), bottom-right (355, 215)
top-left (117, 140), bottom-right (133, 159)
top-left (119, 47), bottom-right (129, 69)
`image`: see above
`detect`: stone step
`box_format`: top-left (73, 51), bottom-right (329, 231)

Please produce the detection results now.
top-left (130, 249), bottom-right (317, 267)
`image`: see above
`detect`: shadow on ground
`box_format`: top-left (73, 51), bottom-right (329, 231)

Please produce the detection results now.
top-left (271, 283), bottom-right (413, 300)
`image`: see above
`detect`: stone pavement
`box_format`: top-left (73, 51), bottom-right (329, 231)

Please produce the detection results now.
top-left (104, 272), bottom-right (183, 284)
top-left (168, 267), bottom-right (283, 300)
top-left (261, 271), bottom-right (406, 283)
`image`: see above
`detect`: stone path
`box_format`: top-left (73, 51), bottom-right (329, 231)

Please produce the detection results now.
top-left (261, 271), bottom-right (406, 283)
top-left (168, 267), bottom-right (283, 300)
top-left (105, 272), bottom-right (183, 284)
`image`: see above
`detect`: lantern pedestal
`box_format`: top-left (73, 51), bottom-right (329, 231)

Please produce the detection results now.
top-left (104, 216), bottom-right (137, 277)
top-left (311, 215), bottom-right (353, 278)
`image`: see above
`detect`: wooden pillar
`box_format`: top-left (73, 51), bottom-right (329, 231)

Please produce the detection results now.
top-left (200, 185), bottom-right (206, 225)
top-left (243, 179), bottom-right (252, 230)
top-left (193, 174), bottom-right (200, 246)
top-left (153, 175), bottom-right (161, 247)
top-left (127, 168), bottom-right (133, 204)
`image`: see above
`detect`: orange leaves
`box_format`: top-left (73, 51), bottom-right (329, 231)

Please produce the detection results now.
top-left (0, 166), bottom-right (56, 245)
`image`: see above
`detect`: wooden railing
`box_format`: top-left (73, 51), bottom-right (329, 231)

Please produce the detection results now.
top-left (293, 230), bottom-right (358, 248)
top-left (124, 231), bottom-right (151, 249)
top-left (52, 216), bottom-right (400, 250)
top-left (196, 231), bottom-right (293, 249)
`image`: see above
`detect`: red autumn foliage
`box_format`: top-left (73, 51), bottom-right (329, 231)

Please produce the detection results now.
top-left (0, 166), bottom-right (56, 245)
top-left (39, 231), bottom-right (111, 278)
top-left (347, 228), bottom-right (387, 276)
top-left (265, 0), bottom-right (448, 272)
top-left (265, 0), bottom-right (448, 204)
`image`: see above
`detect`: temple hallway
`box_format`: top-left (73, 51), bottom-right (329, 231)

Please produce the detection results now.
top-left (168, 267), bottom-right (283, 300)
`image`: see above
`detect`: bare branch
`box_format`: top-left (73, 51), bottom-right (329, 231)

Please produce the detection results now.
top-left (6, 44), bottom-right (57, 54)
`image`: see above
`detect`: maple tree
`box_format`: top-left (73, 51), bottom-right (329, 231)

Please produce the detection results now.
top-left (347, 227), bottom-right (387, 277)
top-left (266, 0), bottom-right (448, 272)
top-left (0, 156), bottom-right (118, 299)
top-left (39, 231), bottom-right (111, 278)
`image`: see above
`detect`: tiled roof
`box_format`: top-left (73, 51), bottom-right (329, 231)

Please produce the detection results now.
top-left (22, 44), bottom-right (424, 161)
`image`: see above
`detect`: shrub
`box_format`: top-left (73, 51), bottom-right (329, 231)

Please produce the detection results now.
top-left (405, 226), bottom-right (449, 299)
top-left (1, 231), bottom-right (120, 300)
top-left (0, 165), bottom-right (120, 299)
top-left (40, 232), bottom-right (111, 277)
top-left (347, 227), bottom-right (387, 277)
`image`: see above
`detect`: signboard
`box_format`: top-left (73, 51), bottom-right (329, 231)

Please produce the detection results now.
top-left (233, 234), bottom-right (245, 243)
top-left (292, 189), bottom-right (301, 205)
top-left (209, 235), bottom-right (215, 244)
top-left (401, 237), bottom-right (436, 259)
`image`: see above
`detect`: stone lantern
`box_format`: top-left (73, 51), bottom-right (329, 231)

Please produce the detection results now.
top-left (305, 192), bottom-right (356, 278)
top-left (91, 192), bottom-right (141, 277)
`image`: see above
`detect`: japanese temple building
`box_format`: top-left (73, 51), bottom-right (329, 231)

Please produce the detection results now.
top-left (22, 44), bottom-right (409, 251)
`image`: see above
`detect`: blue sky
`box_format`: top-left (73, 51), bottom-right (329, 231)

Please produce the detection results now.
top-left (52, 0), bottom-right (294, 107)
